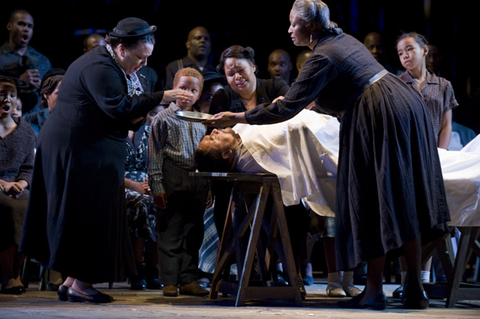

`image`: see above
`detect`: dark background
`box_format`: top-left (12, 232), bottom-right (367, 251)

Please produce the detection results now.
top-left (2, 0), bottom-right (479, 98)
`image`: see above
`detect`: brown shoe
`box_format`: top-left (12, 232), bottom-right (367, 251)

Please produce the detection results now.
top-left (163, 285), bottom-right (178, 297)
top-left (179, 281), bottom-right (209, 296)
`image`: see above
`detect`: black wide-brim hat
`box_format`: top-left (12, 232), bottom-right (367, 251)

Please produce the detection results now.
top-left (0, 69), bottom-right (37, 93)
top-left (109, 17), bottom-right (157, 37)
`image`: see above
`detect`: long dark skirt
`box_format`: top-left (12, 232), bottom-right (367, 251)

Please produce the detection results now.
top-left (335, 74), bottom-right (450, 271)
top-left (19, 119), bottom-right (136, 284)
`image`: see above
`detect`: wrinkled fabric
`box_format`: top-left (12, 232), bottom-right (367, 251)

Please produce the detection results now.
top-left (335, 74), bottom-right (450, 270)
top-left (439, 134), bottom-right (480, 226)
top-left (234, 109), bottom-right (338, 216)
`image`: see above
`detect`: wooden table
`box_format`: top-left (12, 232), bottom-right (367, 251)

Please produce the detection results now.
top-left (193, 172), bottom-right (303, 306)
top-left (422, 226), bottom-right (480, 307)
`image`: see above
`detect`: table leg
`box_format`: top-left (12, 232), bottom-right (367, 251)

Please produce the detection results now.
top-left (236, 184), bottom-right (270, 306)
top-left (446, 227), bottom-right (472, 307)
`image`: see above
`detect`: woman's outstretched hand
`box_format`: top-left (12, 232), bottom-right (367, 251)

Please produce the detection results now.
top-left (161, 89), bottom-right (194, 104)
top-left (201, 111), bottom-right (247, 127)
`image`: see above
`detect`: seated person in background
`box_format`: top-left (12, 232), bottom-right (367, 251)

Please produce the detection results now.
top-left (148, 67), bottom-right (211, 297)
top-left (294, 49), bottom-right (312, 82)
top-left (124, 119), bottom-right (161, 290)
top-left (267, 48), bottom-right (293, 85)
top-left (195, 109), bottom-right (361, 298)
top-left (363, 31), bottom-right (398, 74)
top-left (294, 50), bottom-right (315, 110)
top-left (11, 96), bottom-right (22, 118)
top-left (23, 68), bottom-right (65, 142)
top-left (83, 33), bottom-right (106, 54)
top-left (0, 76), bottom-right (35, 295)
top-left (196, 71), bottom-right (225, 114)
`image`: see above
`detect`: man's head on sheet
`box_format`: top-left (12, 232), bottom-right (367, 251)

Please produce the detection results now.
top-left (195, 127), bottom-right (240, 172)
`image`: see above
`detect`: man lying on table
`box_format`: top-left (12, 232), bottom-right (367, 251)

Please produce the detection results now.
top-left (194, 109), bottom-right (363, 298)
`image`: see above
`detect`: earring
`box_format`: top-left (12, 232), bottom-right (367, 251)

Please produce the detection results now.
top-left (310, 34), bottom-right (313, 43)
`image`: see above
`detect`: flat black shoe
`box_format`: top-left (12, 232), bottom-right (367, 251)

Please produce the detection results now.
top-left (338, 292), bottom-right (387, 310)
top-left (403, 290), bottom-right (429, 309)
top-left (57, 284), bottom-right (69, 301)
top-left (146, 277), bottom-right (163, 290)
top-left (0, 285), bottom-right (24, 295)
top-left (130, 277), bottom-right (147, 290)
top-left (392, 285), bottom-right (403, 299)
top-left (67, 287), bottom-right (113, 303)
top-left (277, 274), bottom-right (288, 286)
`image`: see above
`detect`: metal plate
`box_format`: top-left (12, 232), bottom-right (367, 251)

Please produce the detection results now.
top-left (175, 110), bottom-right (213, 122)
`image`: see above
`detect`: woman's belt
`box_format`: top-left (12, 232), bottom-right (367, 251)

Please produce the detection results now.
top-left (342, 69), bottom-right (390, 117)
top-left (364, 69), bottom-right (389, 90)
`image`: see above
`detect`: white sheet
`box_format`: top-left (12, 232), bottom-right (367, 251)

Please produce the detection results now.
top-left (439, 134), bottom-right (480, 226)
top-left (234, 109), bottom-right (339, 217)
top-left (234, 110), bottom-right (480, 224)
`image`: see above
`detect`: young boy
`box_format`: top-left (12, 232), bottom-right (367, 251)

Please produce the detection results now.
top-left (147, 67), bottom-right (210, 297)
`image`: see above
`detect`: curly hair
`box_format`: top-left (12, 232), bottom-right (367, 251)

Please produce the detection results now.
top-left (216, 45), bottom-right (257, 75)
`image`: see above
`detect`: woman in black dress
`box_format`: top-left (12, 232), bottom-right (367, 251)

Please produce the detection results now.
top-left (203, 0), bottom-right (450, 310)
top-left (19, 17), bottom-right (193, 303)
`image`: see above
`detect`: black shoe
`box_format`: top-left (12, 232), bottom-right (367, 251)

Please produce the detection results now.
top-left (392, 285), bottom-right (403, 299)
top-left (57, 284), bottom-right (68, 301)
top-left (338, 292), bottom-right (387, 310)
top-left (130, 276), bottom-right (147, 290)
top-left (0, 285), bottom-right (24, 295)
top-left (67, 287), bottom-right (113, 303)
top-left (402, 288), bottom-right (429, 309)
top-left (146, 277), bottom-right (163, 290)
top-left (277, 274), bottom-right (288, 286)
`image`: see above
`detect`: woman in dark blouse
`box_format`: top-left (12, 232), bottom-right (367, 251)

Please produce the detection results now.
top-left (208, 45), bottom-right (291, 235)
top-left (204, 0), bottom-right (450, 310)
top-left (208, 45), bottom-right (310, 292)
top-left (209, 45), bottom-right (289, 116)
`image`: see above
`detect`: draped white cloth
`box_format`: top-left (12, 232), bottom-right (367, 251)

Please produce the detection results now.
top-left (233, 109), bottom-right (339, 216)
top-left (234, 109), bottom-right (480, 223)
top-left (439, 134), bottom-right (480, 226)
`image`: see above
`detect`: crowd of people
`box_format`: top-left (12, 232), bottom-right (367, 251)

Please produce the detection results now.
top-left (1, 0), bottom-right (479, 311)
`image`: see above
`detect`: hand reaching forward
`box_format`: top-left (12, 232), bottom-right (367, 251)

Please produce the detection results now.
top-left (201, 111), bottom-right (247, 128)
top-left (161, 89), bottom-right (194, 104)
